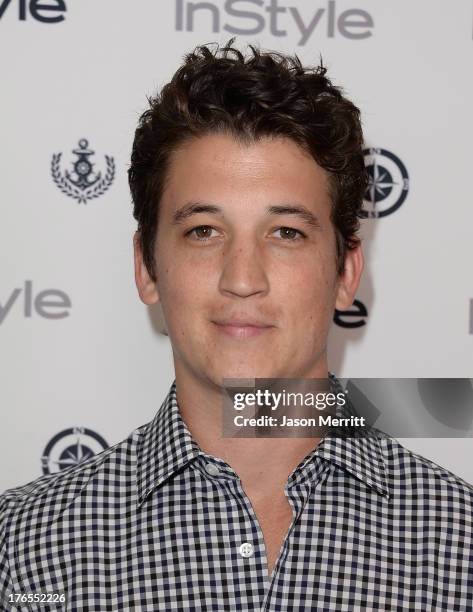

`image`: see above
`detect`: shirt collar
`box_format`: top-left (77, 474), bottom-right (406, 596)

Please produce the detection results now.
top-left (311, 374), bottom-right (390, 499)
top-left (312, 431), bottom-right (390, 498)
top-left (136, 376), bottom-right (390, 508)
top-left (136, 379), bottom-right (201, 509)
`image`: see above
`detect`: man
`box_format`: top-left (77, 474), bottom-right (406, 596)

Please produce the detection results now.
top-left (1, 39), bottom-right (472, 611)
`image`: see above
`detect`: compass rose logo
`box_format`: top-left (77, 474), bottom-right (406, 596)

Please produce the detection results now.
top-left (51, 138), bottom-right (115, 204)
top-left (362, 148), bottom-right (409, 218)
top-left (41, 426), bottom-right (109, 475)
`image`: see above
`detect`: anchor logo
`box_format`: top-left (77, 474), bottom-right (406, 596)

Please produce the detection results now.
top-left (51, 138), bottom-right (115, 204)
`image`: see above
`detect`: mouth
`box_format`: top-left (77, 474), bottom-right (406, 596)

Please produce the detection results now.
top-left (211, 319), bottom-right (274, 339)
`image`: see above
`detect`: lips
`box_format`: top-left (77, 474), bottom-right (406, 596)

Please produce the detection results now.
top-left (212, 317), bottom-right (274, 339)
top-left (213, 318), bottom-right (272, 328)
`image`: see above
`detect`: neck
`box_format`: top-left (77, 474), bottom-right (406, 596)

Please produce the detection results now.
top-left (173, 360), bottom-right (329, 492)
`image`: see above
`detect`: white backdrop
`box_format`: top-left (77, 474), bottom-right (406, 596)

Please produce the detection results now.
top-left (1, 0), bottom-right (472, 490)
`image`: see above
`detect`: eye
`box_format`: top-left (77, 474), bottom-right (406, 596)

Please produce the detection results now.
top-left (272, 227), bottom-right (306, 241)
top-left (185, 225), bottom-right (219, 241)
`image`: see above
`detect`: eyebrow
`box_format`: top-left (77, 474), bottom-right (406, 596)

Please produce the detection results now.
top-left (171, 202), bottom-right (321, 229)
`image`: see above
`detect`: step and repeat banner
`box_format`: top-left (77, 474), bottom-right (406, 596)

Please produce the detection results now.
top-left (1, 0), bottom-right (472, 491)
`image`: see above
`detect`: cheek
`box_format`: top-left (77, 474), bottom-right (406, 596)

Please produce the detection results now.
top-left (283, 249), bottom-right (336, 294)
top-left (157, 253), bottom-right (216, 317)
top-left (276, 254), bottom-right (337, 322)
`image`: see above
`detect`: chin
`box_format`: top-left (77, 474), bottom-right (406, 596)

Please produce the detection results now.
top-left (214, 363), bottom-right (279, 383)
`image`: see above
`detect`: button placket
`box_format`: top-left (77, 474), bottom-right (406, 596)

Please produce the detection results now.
top-left (239, 542), bottom-right (254, 558)
top-left (228, 479), bottom-right (266, 567)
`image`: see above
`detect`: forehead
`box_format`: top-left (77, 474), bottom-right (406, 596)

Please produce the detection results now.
top-left (162, 133), bottom-right (331, 216)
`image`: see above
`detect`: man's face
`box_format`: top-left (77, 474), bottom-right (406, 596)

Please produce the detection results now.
top-left (134, 133), bottom-right (362, 386)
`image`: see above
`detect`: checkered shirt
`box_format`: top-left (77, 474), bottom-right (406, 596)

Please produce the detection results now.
top-left (1, 377), bottom-right (472, 611)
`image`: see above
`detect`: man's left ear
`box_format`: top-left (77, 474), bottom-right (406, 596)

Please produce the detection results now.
top-left (335, 243), bottom-right (364, 311)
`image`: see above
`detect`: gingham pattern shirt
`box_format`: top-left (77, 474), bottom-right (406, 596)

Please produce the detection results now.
top-left (1, 377), bottom-right (472, 611)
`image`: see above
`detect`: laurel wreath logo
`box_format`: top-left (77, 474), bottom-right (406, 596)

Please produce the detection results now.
top-left (51, 153), bottom-right (115, 204)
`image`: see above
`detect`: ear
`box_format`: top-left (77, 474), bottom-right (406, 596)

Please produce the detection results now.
top-left (335, 243), bottom-right (364, 310)
top-left (133, 231), bottom-right (160, 305)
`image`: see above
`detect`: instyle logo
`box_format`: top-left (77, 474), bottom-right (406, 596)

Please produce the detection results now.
top-left (0, 0), bottom-right (66, 23)
top-left (0, 280), bottom-right (71, 324)
top-left (51, 139), bottom-right (115, 204)
top-left (334, 298), bottom-right (367, 328)
top-left (41, 427), bottom-right (109, 475)
top-left (175, 0), bottom-right (374, 45)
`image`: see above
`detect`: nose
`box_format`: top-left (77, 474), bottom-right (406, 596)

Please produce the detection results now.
top-left (218, 236), bottom-right (270, 299)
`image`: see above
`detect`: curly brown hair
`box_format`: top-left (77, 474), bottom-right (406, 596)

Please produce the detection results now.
top-left (128, 38), bottom-right (367, 281)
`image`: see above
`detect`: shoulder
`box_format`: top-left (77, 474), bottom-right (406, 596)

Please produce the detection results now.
top-left (0, 422), bottom-right (149, 601)
top-left (376, 429), bottom-right (473, 503)
top-left (0, 421), bottom-right (147, 528)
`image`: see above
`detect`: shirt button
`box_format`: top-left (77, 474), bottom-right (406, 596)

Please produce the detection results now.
top-left (239, 542), bottom-right (254, 558)
top-left (204, 462), bottom-right (220, 476)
